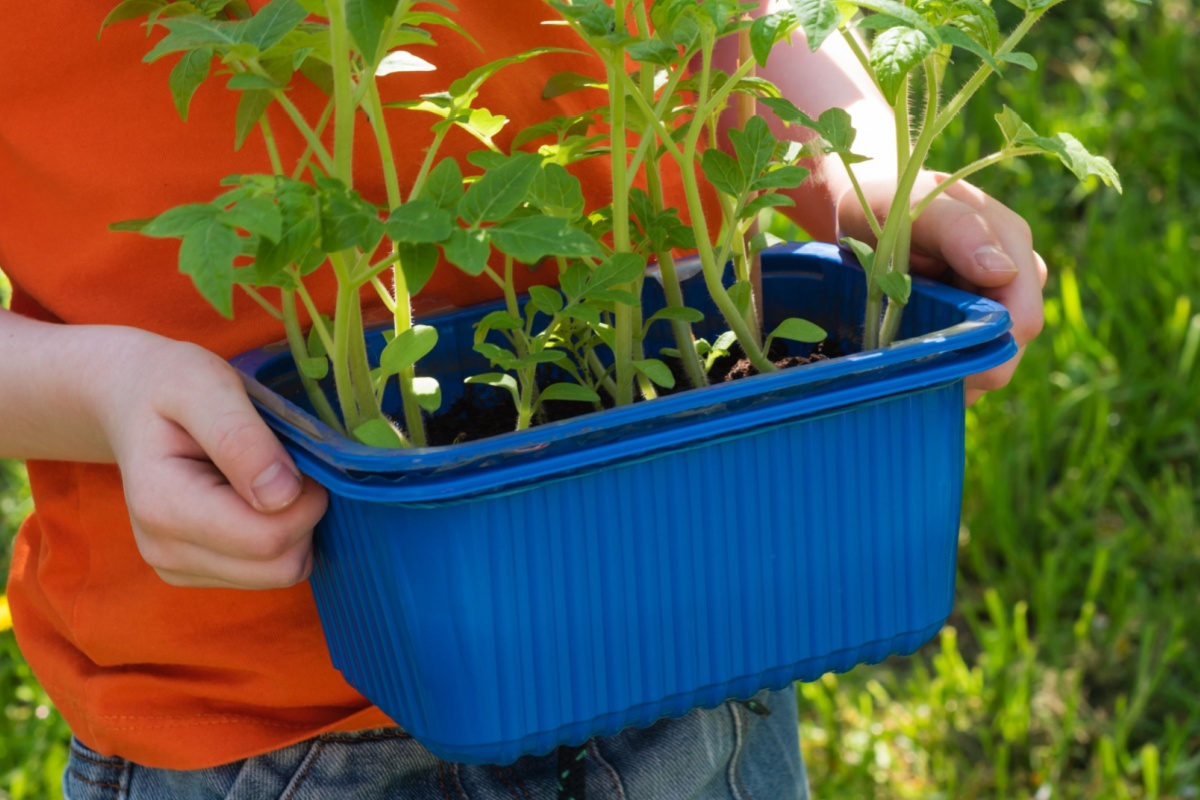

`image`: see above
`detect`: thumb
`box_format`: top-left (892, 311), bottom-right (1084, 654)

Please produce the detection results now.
top-left (165, 359), bottom-right (304, 513)
top-left (909, 192), bottom-right (1021, 289)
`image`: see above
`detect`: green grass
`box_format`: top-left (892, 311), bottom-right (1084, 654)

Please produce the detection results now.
top-left (2, 2), bottom-right (1199, 796)
top-left (798, 2), bottom-right (1200, 797)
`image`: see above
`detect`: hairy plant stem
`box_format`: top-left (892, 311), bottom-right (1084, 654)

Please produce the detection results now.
top-left (910, 147), bottom-right (1043, 219)
top-left (273, 92), bottom-right (335, 175)
top-left (604, 0), bottom-right (640, 406)
top-left (366, 78), bottom-right (427, 446)
top-left (738, 24), bottom-right (763, 332)
top-left (241, 286), bottom-right (283, 320)
top-left (499, 256), bottom-right (540, 429)
top-left (255, 80), bottom-right (345, 434)
top-left (678, 37), bottom-right (773, 374)
top-left (282, 290), bottom-right (345, 434)
top-left (325, 2), bottom-right (356, 185)
top-left (863, 57), bottom-right (936, 349)
top-left (930, 11), bottom-right (1044, 142)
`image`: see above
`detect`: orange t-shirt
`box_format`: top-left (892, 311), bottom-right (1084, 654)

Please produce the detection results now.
top-left (0, 2), bottom-right (661, 769)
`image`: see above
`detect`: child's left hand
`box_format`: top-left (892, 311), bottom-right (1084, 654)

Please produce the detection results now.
top-left (837, 171), bottom-right (1048, 405)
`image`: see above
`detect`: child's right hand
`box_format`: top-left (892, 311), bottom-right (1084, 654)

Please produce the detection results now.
top-left (0, 311), bottom-right (328, 590)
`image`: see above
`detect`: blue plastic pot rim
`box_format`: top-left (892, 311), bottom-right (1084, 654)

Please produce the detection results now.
top-left (232, 242), bottom-right (1014, 492)
top-left (290, 334), bottom-right (1013, 506)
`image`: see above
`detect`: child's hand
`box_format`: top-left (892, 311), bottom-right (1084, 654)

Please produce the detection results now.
top-left (98, 332), bottom-right (329, 589)
top-left (837, 172), bottom-right (1048, 405)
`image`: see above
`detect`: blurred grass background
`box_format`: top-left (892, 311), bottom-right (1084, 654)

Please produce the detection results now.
top-left (3, 1), bottom-right (1198, 796)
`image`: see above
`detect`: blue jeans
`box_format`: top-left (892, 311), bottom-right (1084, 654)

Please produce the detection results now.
top-left (64, 687), bottom-right (808, 799)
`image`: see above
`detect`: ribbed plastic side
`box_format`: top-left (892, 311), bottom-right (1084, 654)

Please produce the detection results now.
top-left (309, 381), bottom-right (966, 764)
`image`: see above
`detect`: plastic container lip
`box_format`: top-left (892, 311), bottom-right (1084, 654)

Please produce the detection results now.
top-left (232, 241), bottom-right (1013, 481)
top-left (289, 334), bottom-right (1013, 505)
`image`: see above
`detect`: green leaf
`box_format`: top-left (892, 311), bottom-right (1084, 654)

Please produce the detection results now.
top-left (179, 220), bottom-right (241, 317)
top-left (101, 0), bottom-right (169, 30)
top-left (647, 306), bottom-right (705, 325)
top-left (840, 236), bottom-right (877, 279)
top-left (583, 253), bottom-right (646, 299)
top-left (239, 0), bottom-right (307, 52)
top-left (255, 185), bottom-right (319, 278)
top-left (935, 25), bottom-right (1001, 71)
top-left (752, 165), bottom-right (809, 191)
top-left (870, 27), bottom-right (935, 105)
top-left (319, 180), bottom-right (385, 253)
top-left (385, 242), bottom-right (433, 296)
top-left (168, 47), bottom-right (213, 121)
top-left (728, 280), bottom-right (753, 318)
top-left (346, 0), bottom-right (400, 63)
top-left (633, 358), bottom-right (676, 389)
top-left (226, 72), bottom-right (282, 90)
top-left (464, 372), bottom-right (519, 404)
top-left (464, 107), bottom-right (508, 140)
top-left (143, 15), bottom-right (243, 62)
top-left (561, 304), bottom-right (602, 326)
top-left (537, 382), bottom-right (601, 404)
top-left (385, 198), bottom-right (453, 243)
top-left (627, 38), bottom-right (679, 66)
top-left (510, 350), bottom-right (568, 369)
top-left (490, 216), bottom-right (603, 264)
top-left (877, 270), bottom-right (912, 305)
top-left (474, 311), bottom-right (525, 341)
top-left (220, 195), bottom-right (282, 241)
top-left (466, 150), bottom-right (509, 171)
top-left (296, 355), bottom-right (329, 380)
top-left (816, 107), bottom-right (857, 151)
top-left (419, 158), bottom-right (464, 210)
top-left (411, 376), bottom-right (442, 413)
top-left (560, 262), bottom-right (590, 302)
top-left (442, 228), bottom-right (492, 275)
top-left (447, 47), bottom-right (572, 106)
top-left (701, 148), bottom-right (745, 197)
top-left (994, 107), bottom-right (1121, 192)
top-left (749, 231), bottom-right (785, 257)
top-left (769, 317), bottom-right (827, 344)
top-left (728, 116), bottom-right (777, 185)
top-left (742, 193), bottom-right (796, 219)
top-left (457, 154), bottom-right (542, 225)
top-left (712, 330), bottom-right (739, 355)
top-left (143, 203), bottom-right (220, 238)
top-left (542, 71), bottom-right (605, 100)
top-left (108, 217), bottom-right (155, 233)
top-left (306, 314), bottom-right (331, 358)
top-left (1000, 52), bottom-right (1037, 70)
top-left (473, 342), bottom-right (518, 369)
top-left (528, 285), bottom-right (565, 315)
top-left (750, 12), bottom-right (793, 68)
top-left (1032, 133), bottom-right (1122, 192)
top-left (759, 95), bottom-right (813, 128)
top-left (587, 289), bottom-right (640, 306)
top-left (352, 418), bottom-right (406, 448)
top-left (234, 89), bottom-right (272, 150)
top-left (995, 105), bottom-right (1037, 144)
top-left (856, 0), bottom-right (940, 40)
top-left (787, 0), bottom-right (840, 50)
top-left (379, 324), bottom-right (438, 375)
top-left (530, 163), bottom-right (586, 219)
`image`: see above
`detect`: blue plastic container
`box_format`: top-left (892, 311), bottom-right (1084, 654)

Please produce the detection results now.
top-left (232, 242), bottom-right (1015, 765)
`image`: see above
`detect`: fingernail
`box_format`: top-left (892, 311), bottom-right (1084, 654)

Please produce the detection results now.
top-left (251, 461), bottom-right (302, 511)
top-left (974, 245), bottom-right (1018, 273)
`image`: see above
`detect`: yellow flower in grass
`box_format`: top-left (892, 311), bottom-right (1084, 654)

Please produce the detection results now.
top-left (0, 594), bottom-right (11, 632)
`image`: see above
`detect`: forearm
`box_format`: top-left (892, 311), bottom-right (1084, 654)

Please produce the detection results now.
top-left (714, 17), bottom-right (898, 241)
top-left (0, 308), bottom-right (138, 462)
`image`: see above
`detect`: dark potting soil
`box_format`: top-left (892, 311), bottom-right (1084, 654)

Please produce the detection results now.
top-left (417, 338), bottom-right (846, 447)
